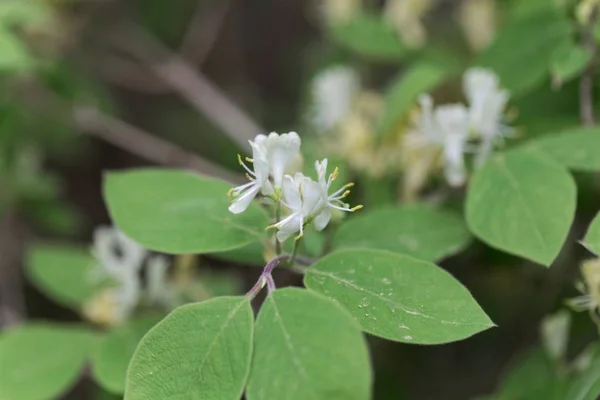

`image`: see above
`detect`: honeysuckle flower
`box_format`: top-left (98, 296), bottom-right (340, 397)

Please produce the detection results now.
top-left (384, 0), bottom-right (434, 49)
top-left (228, 132), bottom-right (301, 214)
top-left (272, 159), bottom-right (361, 242)
top-left (415, 95), bottom-right (470, 187)
top-left (567, 258), bottom-right (600, 324)
top-left (320, 0), bottom-right (361, 23)
top-left (86, 226), bottom-right (147, 325)
top-left (310, 66), bottom-right (360, 133)
top-left (458, 0), bottom-right (497, 51)
top-left (463, 67), bottom-right (510, 166)
top-left (146, 255), bottom-right (174, 307)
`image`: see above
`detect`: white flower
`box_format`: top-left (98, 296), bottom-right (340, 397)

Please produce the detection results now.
top-left (228, 132), bottom-right (301, 214)
top-left (146, 255), bottom-right (174, 307)
top-left (568, 258), bottom-right (600, 324)
top-left (416, 95), bottom-right (470, 187)
top-left (463, 67), bottom-right (510, 165)
top-left (272, 159), bottom-right (360, 242)
top-left (91, 226), bottom-right (146, 280)
top-left (310, 66), bottom-right (360, 133)
top-left (89, 226), bottom-right (147, 324)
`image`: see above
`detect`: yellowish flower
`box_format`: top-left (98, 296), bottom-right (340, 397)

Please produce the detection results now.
top-left (567, 258), bottom-right (600, 325)
top-left (320, 0), bottom-right (361, 23)
top-left (458, 0), bottom-right (497, 51)
top-left (384, 0), bottom-right (435, 49)
top-left (82, 289), bottom-right (123, 327)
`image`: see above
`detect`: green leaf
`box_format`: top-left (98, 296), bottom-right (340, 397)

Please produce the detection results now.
top-left (566, 346), bottom-right (600, 400)
top-left (0, 30), bottom-right (33, 72)
top-left (0, 324), bottom-right (96, 400)
top-left (25, 243), bottom-right (100, 309)
top-left (478, 12), bottom-right (572, 95)
top-left (377, 63), bottom-right (448, 138)
top-left (104, 169), bottom-right (269, 254)
top-left (466, 148), bottom-right (576, 266)
top-left (91, 315), bottom-right (162, 394)
top-left (246, 287), bottom-right (372, 400)
top-left (210, 240), bottom-right (266, 266)
top-left (550, 40), bottom-right (592, 86)
top-left (332, 204), bottom-right (471, 262)
top-left (583, 212), bottom-right (600, 256)
top-left (304, 249), bottom-right (494, 344)
top-left (328, 12), bottom-right (405, 61)
top-left (493, 348), bottom-right (569, 400)
top-left (125, 296), bottom-right (253, 400)
top-left (531, 127), bottom-right (600, 171)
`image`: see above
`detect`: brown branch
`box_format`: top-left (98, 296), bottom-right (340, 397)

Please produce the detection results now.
top-left (73, 106), bottom-right (244, 184)
top-left (580, 5), bottom-right (598, 126)
top-left (180, 0), bottom-right (233, 65)
top-left (0, 211), bottom-right (26, 329)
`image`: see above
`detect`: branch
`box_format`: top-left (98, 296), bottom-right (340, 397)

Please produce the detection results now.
top-left (0, 211), bottom-right (26, 329)
top-left (74, 106), bottom-right (244, 184)
top-left (180, 0), bottom-right (233, 64)
top-left (580, 5), bottom-right (598, 126)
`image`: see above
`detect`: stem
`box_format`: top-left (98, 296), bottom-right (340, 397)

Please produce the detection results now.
top-left (245, 255), bottom-right (290, 298)
top-left (274, 202), bottom-right (282, 255)
top-left (289, 239), bottom-right (301, 267)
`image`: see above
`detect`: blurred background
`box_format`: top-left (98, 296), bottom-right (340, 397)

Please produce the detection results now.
top-left (0, 0), bottom-right (599, 399)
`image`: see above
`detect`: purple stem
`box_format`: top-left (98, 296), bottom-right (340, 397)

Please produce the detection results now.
top-left (246, 254), bottom-right (290, 298)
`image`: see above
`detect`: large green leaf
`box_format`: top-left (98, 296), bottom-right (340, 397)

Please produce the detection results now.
top-left (0, 324), bottom-right (96, 400)
top-left (25, 243), bottom-right (100, 309)
top-left (478, 11), bottom-right (572, 95)
top-left (466, 148), bottom-right (576, 266)
top-left (304, 249), bottom-right (494, 344)
top-left (584, 212), bottom-right (600, 256)
top-left (566, 346), bottom-right (600, 400)
top-left (531, 127), bottom-right (600, 171)
top-left (377, 63), bottom-right (448, 138)
top-left (91, 315), bottom-right (162, 394)
top-left (328, 12), bottom-right (405, 61)
top-left (332, 204), bottom-right (471, 262)
top-left (246, 288), bottom-right (372, 400)
top-left (492, 348), bottom-right (569, 400)
top-left (104, 169), bottom-right (269, 254)
top-left (550, 40), bottom-right (592, 87)
top-left (125, 296), bottom-right (253, 400)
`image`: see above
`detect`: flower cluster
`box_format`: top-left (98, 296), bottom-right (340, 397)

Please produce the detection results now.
top-left (411, 67), bottom-right (511, 187)
top-left (83, 226), bottom-right (173, 326)
top-left (567, 257), bottom-right (600, 325)
top-left (228, 132), bottom-right (361, 242)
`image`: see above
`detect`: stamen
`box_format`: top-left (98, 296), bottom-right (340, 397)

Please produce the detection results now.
top-left (245, 157), bottom-right (254, 163)
top-left (245, 173), bottom-right (255, 181)
top-left (350, 205), bottom-right (363, 212)
top-left (329, 167), bottom-right (339, 182)
top-left (227, 188), bottom-right (234, 197)
top-left (237, 154), bottom-right (256, 177)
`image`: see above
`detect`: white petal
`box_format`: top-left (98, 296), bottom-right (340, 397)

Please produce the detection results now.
top-left (314, 208), bottom-right (332, 231)
top-left (265, 132), bottom-right (301, 188)
top-left (276, 214), bottom-right (303, 243)
top-left (299, 178), bottom-right (327, 216)
top-left (310, 66), bottom-right (360, 132)
top-left (229, 183), bottom-right (261, 214)
top-left (282, 174), bottom-right (302, 211)
top-left (147, 255), bottom-right (171, 305)
top-left (315, 158), bottom-right (329, 187)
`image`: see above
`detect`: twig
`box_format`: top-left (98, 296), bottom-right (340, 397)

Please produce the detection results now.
top-left (580, 4), bottom-right (598, 126)
top-left (180, 0), bottom-right (233, 65)
top-left (96, 16), bottom-right (262, 152)
top-left (0, 211), bottom-right (26, 329)
top-left (73, 106), bottom-right (244, 184)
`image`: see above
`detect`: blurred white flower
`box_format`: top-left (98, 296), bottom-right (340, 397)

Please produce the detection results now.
top-left (272, 159), bottom-right (360, 242)
top-left (146, 255), bottom-right (174, 307)
top-left (228, 132), bottom-right (301, 214)
top-left (568, 258), bottom-right (600, 323)
top-left (415, 95), bottom-right (470, 187)
top-left (384, 0), bottom-right (434, 48)
top-left (320, 0), bottom-right (361, 23)
top-left (463, 67), bottom-right (510, 166)
top-left (310, 66), bottom-right (360, 133)
top-left (87, 226), bottom-right (147, 325)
